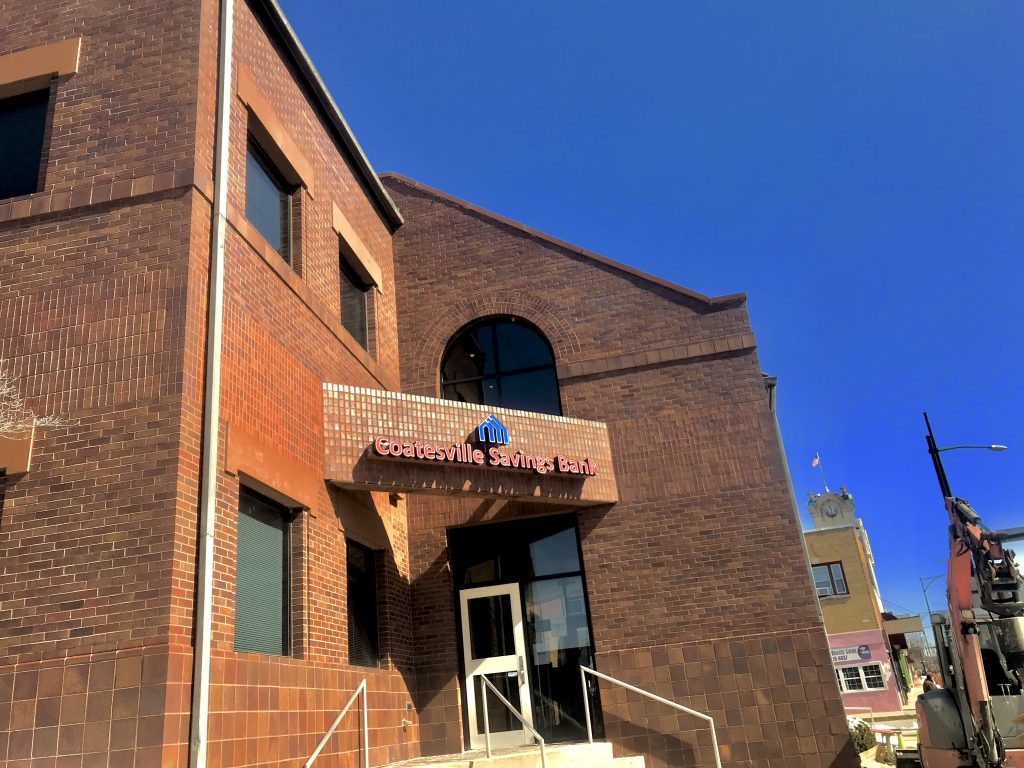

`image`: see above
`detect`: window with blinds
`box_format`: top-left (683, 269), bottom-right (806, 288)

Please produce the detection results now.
top-left (245, 137), bottom-right (293, 264)
top-left (234, 488), bottom-right (290, 655)
top-left (347, 539), bottom-right (379, 667)
top-left (339, 251), bottom-right (370, 350)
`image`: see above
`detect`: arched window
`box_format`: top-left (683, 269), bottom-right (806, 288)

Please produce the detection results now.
top-left (441, 317), bottom-right (562, 416)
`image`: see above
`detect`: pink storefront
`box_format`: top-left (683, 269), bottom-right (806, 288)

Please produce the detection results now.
top-left (829, 628), bottom-right (905, 714)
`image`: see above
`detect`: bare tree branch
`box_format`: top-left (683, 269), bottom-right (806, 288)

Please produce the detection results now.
top-left (0, 359), bottom-right (72, 436)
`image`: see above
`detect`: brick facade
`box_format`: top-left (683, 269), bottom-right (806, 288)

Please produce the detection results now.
top-left (0, 0), bottom-right (415, 765)
top-left (0, 1), bottom-right (205, 759)
top-left (0, 3), bottom-right (855, 768)
top-left (323, 385), bottom-right (618, 505)
top-left (384, 174), bottom-right (858, 768)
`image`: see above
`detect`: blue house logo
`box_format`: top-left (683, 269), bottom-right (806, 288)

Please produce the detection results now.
top-left (477, 414), bottom-right (510, 445)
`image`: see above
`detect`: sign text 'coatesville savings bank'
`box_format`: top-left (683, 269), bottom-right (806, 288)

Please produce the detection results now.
top-left (370, 414), bottom-right (598, 477)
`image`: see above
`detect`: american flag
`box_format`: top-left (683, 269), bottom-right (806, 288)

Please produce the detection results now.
top-left (812, 454), bottom-right (820, 468)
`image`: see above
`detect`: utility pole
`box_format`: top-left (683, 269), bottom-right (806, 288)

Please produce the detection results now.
top-left (919, 576), bottom-right (942, 653)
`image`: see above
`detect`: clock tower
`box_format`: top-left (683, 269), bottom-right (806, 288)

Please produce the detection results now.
top-left (808, 486), bottom-right (856, 529)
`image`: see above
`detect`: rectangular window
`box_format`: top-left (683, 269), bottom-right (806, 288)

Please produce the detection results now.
top-left (347, 539), bottom-right (379, 667)
top-left (339, 252), bottom-right (370, 349)
top-left (0, 88), bottom-right (50, 200)
top-left (812, 561), bottom-right (849, 596)
top-left (836, 663), bottom-right (886, 692)
top-left (235, 488), bottom-right (290, 655)
top-left (862, 664), bottom-right (885, 689)
top-left (245, 138), bottom-right (292, 263)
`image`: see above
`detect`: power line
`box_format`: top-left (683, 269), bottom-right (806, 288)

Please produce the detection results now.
top-left (882, 597), bottom-right (921, 615)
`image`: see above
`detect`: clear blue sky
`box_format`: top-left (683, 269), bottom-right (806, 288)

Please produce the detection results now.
top-left (281, 1), bottom-right (1024, 619)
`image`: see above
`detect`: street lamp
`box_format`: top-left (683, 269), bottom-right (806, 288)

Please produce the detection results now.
top-left (923, 412), bottom-right (1008, 499)
top-left (936, 445), bottom-right (1008, 453)
top-left (919, 574), bottom-right (944, 662)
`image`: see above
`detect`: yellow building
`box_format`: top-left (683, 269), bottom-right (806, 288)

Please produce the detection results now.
top-left (804, 488), bottom-right (908, 713)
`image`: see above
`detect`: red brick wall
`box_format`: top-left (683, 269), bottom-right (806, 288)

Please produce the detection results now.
top-left (0, 0), bottom-right (208, 763)
top-left (385, 175), bottom-right (857, 768)
top-left (2, 0), bottom-right (202, 197)
top-left (1, 1), bottom-right (418, 766)
top-left (166, 0), bottom-right (418, 765)
top-left (0, 185), bottom-right (199, 766)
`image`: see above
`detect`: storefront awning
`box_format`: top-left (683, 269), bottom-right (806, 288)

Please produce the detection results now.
top-left (323, 384), bottom-right (618, 506)
top-left (883, 616), bottom-right (924, 635)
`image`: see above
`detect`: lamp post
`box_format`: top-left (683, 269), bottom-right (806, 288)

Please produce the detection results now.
top-left (919, 574), bottom-right (944, 666)
top-left (923, 412), bottom-right (1007, 499)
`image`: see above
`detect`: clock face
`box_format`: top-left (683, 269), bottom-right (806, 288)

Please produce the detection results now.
top-left (824, 504), bottom-right (838, 518)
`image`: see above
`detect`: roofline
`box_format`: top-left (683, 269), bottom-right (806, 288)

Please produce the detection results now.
top-left (804, 525), bottom-right (859, 535)
top-left (380, 173), bottom-right (746, 307)
top-left (251, 0), bottom-right (404, 230)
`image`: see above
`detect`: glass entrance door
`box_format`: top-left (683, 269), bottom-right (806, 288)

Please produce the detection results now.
top-left (450, 514), bottom-right (602, 744)
top-left (459, 584), bottom-right (534, 749)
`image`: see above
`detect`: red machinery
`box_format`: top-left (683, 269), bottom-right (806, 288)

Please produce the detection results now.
top-left (910, 415), bottom-right (1024, 768)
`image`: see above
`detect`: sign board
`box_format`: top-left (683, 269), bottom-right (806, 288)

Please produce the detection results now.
top-left (372, 414), bottom-right (598, 478)
top-left (831, 645), bottom-right (872, 663)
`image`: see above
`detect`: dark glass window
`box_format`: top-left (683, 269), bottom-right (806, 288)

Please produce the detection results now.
top-left (0, 89), bottom-right (49, 200)
top-left (347, 539), bottom-right (379, 667)
top-left (449, 515), bottom-right (582, 588)
top-left (339, 253), bottom-right (370, 349)
top-left (467, 594), bottom-right (515, 660)
top-left (441, 318), bottom-right (561, 416)
top-left (234, 488), bottom-right (290, 655)
top-left (245, 139), bottom-right (291, 262)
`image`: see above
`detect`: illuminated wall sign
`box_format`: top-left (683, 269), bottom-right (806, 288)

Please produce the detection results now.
top-left (371, 414), bottom-right (597, 477)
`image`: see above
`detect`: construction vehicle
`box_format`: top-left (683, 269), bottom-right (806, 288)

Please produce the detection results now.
top-left (905, 415), bottom-right (1024, 768)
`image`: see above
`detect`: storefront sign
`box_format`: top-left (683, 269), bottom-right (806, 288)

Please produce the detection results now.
top-left (371, 415), bottom-right (598, 477)
top-left (831, 645), bottom-right (872, 663)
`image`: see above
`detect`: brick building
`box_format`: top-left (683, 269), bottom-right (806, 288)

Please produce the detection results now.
top-left (0, 1), bottom-right (856, 767)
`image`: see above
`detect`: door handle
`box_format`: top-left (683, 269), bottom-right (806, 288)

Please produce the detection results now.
top-left (518, 656), bottom-right (526, 678)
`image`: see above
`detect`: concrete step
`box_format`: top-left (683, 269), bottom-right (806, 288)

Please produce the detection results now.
top-left (382, 741), bottom-right (643, 768)
top-left (599, 757), bottom-right (645, 768)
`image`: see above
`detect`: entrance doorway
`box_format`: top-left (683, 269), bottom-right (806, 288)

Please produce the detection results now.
top-left (450, 514), bottom-right (602, 747)
top-left (460, 584), bottom-right (534, 749)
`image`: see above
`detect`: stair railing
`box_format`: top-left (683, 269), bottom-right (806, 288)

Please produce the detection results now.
top-left (479, 675), bottom-right (547, 768)
top-left (305, 678), bottom-right (369, 768)
top-left (580, 665), bottom-right (722, 768)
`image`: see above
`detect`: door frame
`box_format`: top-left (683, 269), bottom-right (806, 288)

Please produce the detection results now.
top-left (459, 583), bottom-right (534, 749)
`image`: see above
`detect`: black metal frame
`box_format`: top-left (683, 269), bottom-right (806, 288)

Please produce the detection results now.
top-left (440, 317), bottom-right (562, 416)
top-left (446, 512), bottom-right (602, 746)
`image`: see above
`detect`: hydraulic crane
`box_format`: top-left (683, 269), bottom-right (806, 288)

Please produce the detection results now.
top-left (909, 415), bottom-right (1024, 768)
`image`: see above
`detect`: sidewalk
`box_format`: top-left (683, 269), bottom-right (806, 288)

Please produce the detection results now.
top-left (850, 684), bottom-right (923, 723)
top-left (852, 685), bottom-right (922, 767)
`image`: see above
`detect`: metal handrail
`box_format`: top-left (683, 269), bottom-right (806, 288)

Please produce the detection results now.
top-left (305, 678), bottom-right (369, 768)
top-left (479, 675), bottom-right (547, 768)
top-left (580, 665), bottom-right (722, 768)
top-left (845, 705), bottom-right (875, 724)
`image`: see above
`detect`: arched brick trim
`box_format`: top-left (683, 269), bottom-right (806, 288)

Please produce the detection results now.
top-left (407, 290), bottom-right (582, 397)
